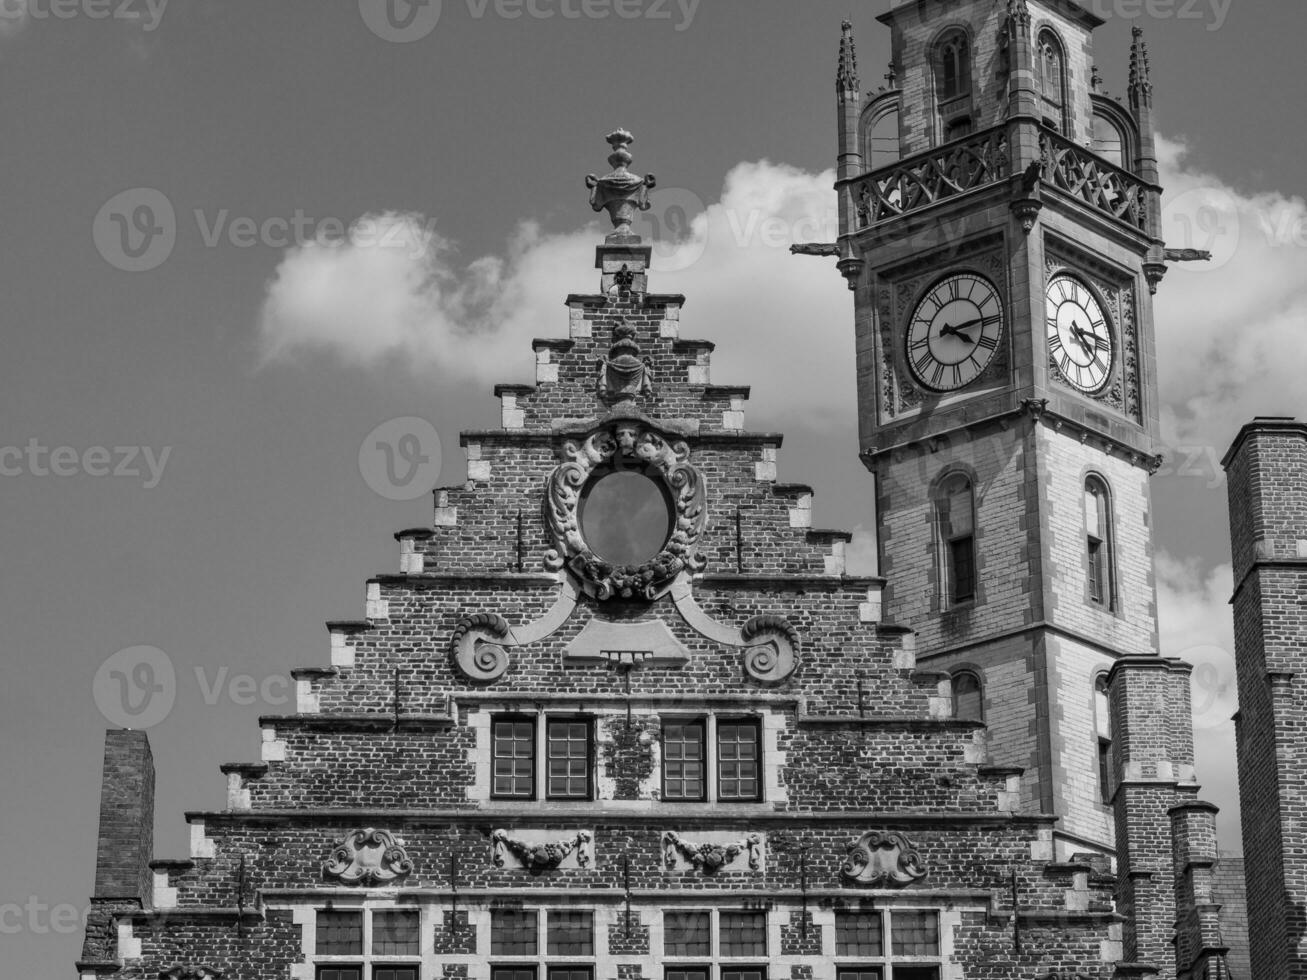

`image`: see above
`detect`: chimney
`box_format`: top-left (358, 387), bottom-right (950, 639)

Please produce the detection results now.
top-left (90, 729), bottom-right (156, 902)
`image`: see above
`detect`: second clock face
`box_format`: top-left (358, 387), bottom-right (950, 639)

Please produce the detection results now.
top-left (1047, 274), bottom-right (1113, 393)
top-left (905, 273), bottom-right (1004, 392)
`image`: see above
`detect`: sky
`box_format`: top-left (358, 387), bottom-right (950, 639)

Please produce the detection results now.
top-left (3, 0), bottom-right (1306, 974)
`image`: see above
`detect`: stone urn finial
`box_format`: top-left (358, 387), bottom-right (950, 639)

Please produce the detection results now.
top-left (586, 129), bottom-right (656, 241)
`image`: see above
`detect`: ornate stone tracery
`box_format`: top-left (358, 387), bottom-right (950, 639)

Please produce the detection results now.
top-left (491, 829), bottom-right (593, 872)
top-left (322, 828), bottom-right (413, 886)
top-left (663, 831), bottom-right (763, 873)
top-left (840, 831), bottom-right (928, 887)
top-left (544, 422), bottom-right (707, 600)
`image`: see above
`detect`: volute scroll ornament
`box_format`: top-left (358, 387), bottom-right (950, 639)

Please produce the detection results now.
top-left (544, 422), bottom-right (707, 601)
top-left (322, 828), bottom-right (414, 886)
top-left (449, 612), bottom-right (511, 682)
top-left (740, 615), bottom-right (799, 685)
top-left (841, 831), bottom-right (928, 887)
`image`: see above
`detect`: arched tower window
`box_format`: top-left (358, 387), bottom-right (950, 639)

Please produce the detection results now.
top-left (937, 472), bottom-right (976, 606)
top-left (1036, 29), bottom-right (1068, 133)
top-left (934, 29), bottom-right (973, 142)
top-left (869, 105), bottom-right (902, 168)
top-left (1092, 113), bottom-right (1125, 168)
top-left (1085, 476), bottom-right (1115, 608)
top-left (1094, 674), bottom-right (1114, 804)
top-left (952, 670), bottom-right (984, 722)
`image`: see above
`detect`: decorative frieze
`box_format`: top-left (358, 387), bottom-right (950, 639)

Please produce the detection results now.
top-left (840, 831), bottom-right (928, 887)
top-left (322, 829), bottom-right (413, 886)
top-left (158, 969), bottom-right (223, 980)
top-left (663, 831), bottom-right (763, 874)
top-left (491, 829), bottom-right (594, 872)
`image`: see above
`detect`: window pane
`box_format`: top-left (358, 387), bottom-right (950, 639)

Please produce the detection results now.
top-left (1088, 540), bottom-right (1105, 603)
top-left (492, 971), bottom-right (537, 980)
top-left (837, 971), bottom-right (883, 980)
top-left (1085, 485), bottom-right (1103, 536)
top-left (667, 971), bottom-right (710, 980)
top-left (1095, 678), bottom-right (1111, 738)
top-left (892, 970), bottom-right (940, 980)
top-left (493, 719), bottom-right (535, 799)
top-left (721, 971), bottom-right (766, 980)
top-left (720, 910), bottom-right (767, 957)
top-left (949, 536), bottom-right (975, 603)
top-left (316, 969), bottom-right (362, 980)
top-left (835, 910), bottom-right (883, 956)
top-left (372, 910), bottom-right (419, 956)
top-left (890, 911), bottom-right (940, 956)
top-left (374, 970), bottom-right (419, 980)
top-left (547, 910), bottom-right (594, 956)
top-left (491, 908), bottom-right (539, 956)
top-left (717, 723), bottom-right (760, 801)
top-left (945, 479), bottom-right (973, 537)
top-left (316, 911), bottom-right (363, 955)
top-left (546, 970), bottom-right (593, 980)
top-left (547, 720), bottom-right (591, 799)
top-left (662, 721), bottom-right (706, 801)
top-left (664, 911), bottom-right (710, 956)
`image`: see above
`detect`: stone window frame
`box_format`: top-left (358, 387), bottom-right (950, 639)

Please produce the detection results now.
top-left (1093, 672), bottom-right (1116, 806)
top-left (831, 907), bottom-right (944, 979)
top-left (930, 25), bottom-right (975, 143)
top-left (1035, 26), bottom-right (1070, 135)
top-left (1083, 473), bottom-right (1118, 613)
top-left (658, 713), bottom-right (765, 804)
top-left (489, 712), bottom-right (597, 803)
top-left (309, 906), bottom-right (425, 979)
top-left (949, 669), bottom-right (985, 723)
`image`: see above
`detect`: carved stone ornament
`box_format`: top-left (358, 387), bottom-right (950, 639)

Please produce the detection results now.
top-left (544, 422), bottom-right (707, 601)
top-left (492, 829), bottom-right (593, 873)
top-left (159, 970), bottom-right (223, 980)
top-left (450, 612), bottom-right (511, 682)
top-left (322, 828), bottom-right (414, 886)
top-left (663, 831), bottom-right (762, 873)
top-left (597, 318), bottom-right (654, 403)
top-left (841, 831), bottom-right (928, 887)
top-left (586, 130), bottom-right (656, 239)
top-left (740, 615), bottom-right (799, 685)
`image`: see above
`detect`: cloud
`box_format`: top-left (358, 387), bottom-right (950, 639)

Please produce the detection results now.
top-left (1155, 136), bottom-right (1307, 452)
top-left (256, 163), bottom-right (850, 425)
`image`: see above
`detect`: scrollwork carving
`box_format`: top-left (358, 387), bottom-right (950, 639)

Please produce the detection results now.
top-left (663, 831), bottom-right (762, 873)
top-left (322, 828), bottom-right (413, 886)
top-left (491, 829), bottom-right (593, 873)
top-left (544, 422), bottom-right (707, 601)
top-left (449, 612), bottom-right (511, 682)
top-left (740, 615), bottom-right (799, 685)
top-left (841, 831), bottom-right (928, 887)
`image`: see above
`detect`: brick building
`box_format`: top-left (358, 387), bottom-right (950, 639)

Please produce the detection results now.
top-left (77, 2), bottom-right (1249, 979)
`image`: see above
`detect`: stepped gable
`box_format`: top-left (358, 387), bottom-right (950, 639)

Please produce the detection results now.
top-left (80, 131), bottom-right (1131, 980)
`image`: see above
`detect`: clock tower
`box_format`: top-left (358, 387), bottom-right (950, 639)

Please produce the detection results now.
top-left (832, 1), bottom-right (1177, 864)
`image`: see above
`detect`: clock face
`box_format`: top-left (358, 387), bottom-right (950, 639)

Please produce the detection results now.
top-left (1046, 274), bottom-right (1113, 393)
top-left (905, 273), bottom-right (1004, 392)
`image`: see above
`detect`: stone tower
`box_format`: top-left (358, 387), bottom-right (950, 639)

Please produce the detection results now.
top-left (1223, 417), bottom-right (1307, 980)
top-left (820, 3), bottom-right (1230, 977)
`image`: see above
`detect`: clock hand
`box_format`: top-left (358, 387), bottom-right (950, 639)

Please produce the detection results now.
top-left (939, 323), bottom-right (976, 344)
top-left (1070, 321), bottom-right (1096, 353)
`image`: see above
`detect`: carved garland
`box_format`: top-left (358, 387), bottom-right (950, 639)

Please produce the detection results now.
top-left (840, 831), bottom-right (928, 887)
top-left (322, 828), bottom-right (414, 886)
top-left (663, 831), bottom-right (762, 873)
top-left (544, 422), bottom-right (707, 601)
top-left (491, 829), bottom-right (593, 872)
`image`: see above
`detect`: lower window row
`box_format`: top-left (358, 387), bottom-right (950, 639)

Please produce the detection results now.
top-left (319, 972), bottom-right (936, 980)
